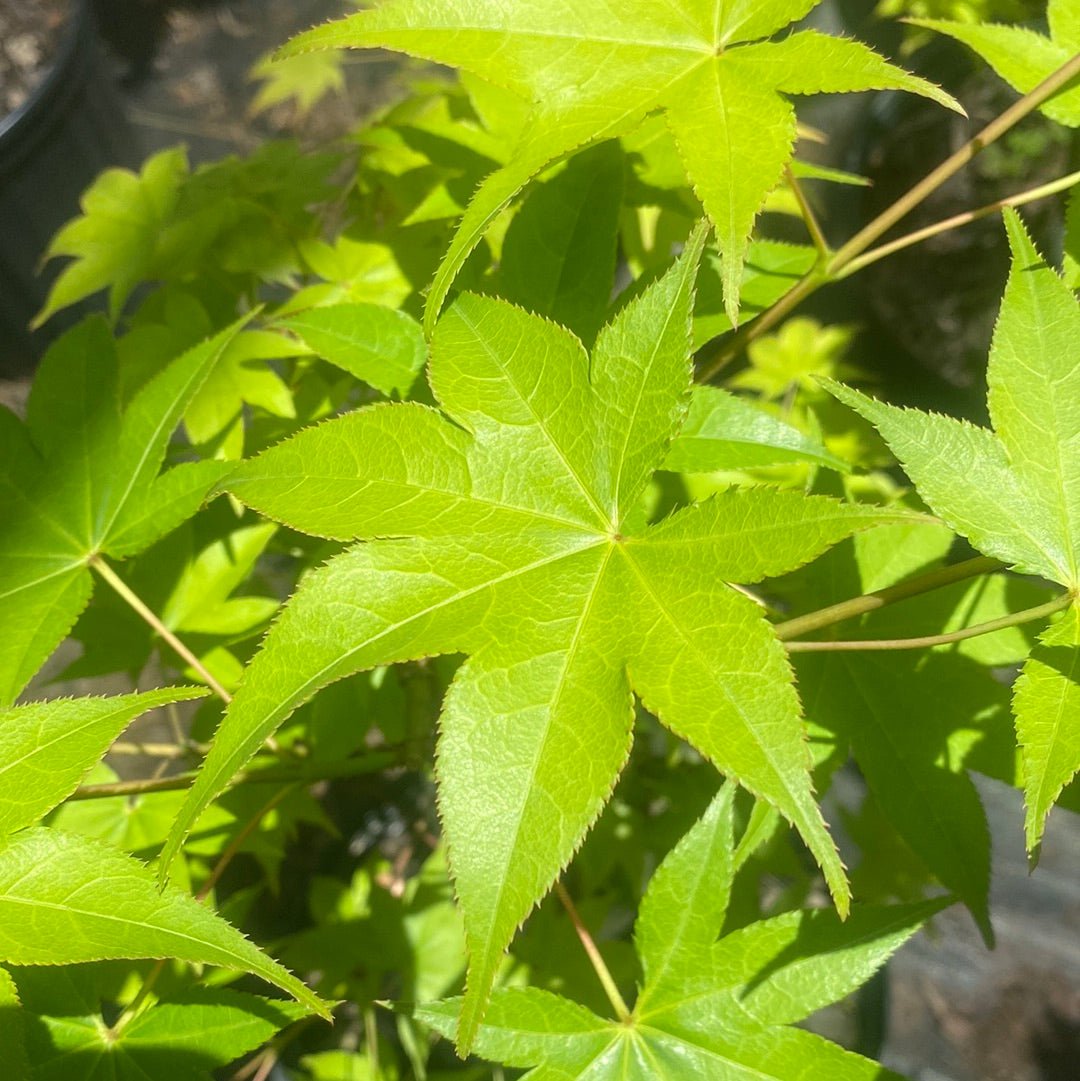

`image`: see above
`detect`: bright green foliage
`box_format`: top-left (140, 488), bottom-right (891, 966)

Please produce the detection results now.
top-left (828, 211), bottom-right (1080, 853)
top-left (249, 48), bottom-right (346, 119)
top-left (0, 688), bottom-right (205, 837)
top-left (417, 785), bottom-right (946, 1078)
top-left (35, 149), bottom-right (189, 326)
top-left (828, 213), bottom-right (1080, 589)
top-left (1013, 606), bottom-right (1080, 852)
top-left (12, 970), bottom-right (305, 1081)
top-left (732, 318), bottom-right (865, 401)
top-left (913, 0), bottom-right (1080, 127)
top-left (0, 829), bottom-right (326, 1016)
top-left (162, 522), bottom-right (280, 637)
top-left (494, 142), bottom-right (625, 346)
top-left (280, 0), bottom-right (958, 330)
top-left (161, 232), bottom-right (914, 1050)
top-left (185, 329), bottom-right (299, 458)
top-left (662, 387), bottom-right (850, 473)
top-left (0, 317), bottom-right (244, 705)
top-left (278, 304), bottom-right (427, 397)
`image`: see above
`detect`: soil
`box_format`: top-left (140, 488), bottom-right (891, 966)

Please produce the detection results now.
top-left (0, 0), bottom-right (74, 118)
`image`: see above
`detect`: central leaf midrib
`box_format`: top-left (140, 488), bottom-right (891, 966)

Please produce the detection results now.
top-left (476, 541), bottom-right (618, 965)
top-left (452, 305), bottom-right (611, 529)
top-left (227, 534), bottom-right (609, 767)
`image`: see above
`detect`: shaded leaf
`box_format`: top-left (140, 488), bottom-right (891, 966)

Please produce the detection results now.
top-left (0, 829), bottom-right (327, 1017)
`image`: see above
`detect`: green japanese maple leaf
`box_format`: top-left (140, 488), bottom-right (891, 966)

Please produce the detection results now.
top-left (161, 229), bottom-right (912, 1048)
top-left (417, 784), bottom-right (948, 1077)
top-left (912, 0), bottom-right (1080, 127)
top-left (827, 210), bottom-right (1080, 854)
top-left (280, 0), bottom-right (959, 331)
top-left (10, 971), bottom-right (304, 1081)
top-left (0, 317), bottom-right (244, 706)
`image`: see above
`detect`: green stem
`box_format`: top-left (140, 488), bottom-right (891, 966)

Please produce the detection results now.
top-left (555, 882), bottom-right (631, 1022)
top-left (197, 784), bottom-right (298, 902)
top-left (786, 165), bottom-right (831, 260)
top-left (773, 556), bottom-right (1002, 641)
top-left (69, 748), bottom-right (402, 801)
top-left (786, 591), bottom-right (1073, 653)
top-left (827, 50), bottom-right (1080, 274)
top-left (697, 50), bottom-right (1080, 382)
top-left (90, 555), bottom-right (233, 704)
top-left (838, 168), bottom-right (1080, 279)
top-left (107, 960), bottom-right (165, 1039)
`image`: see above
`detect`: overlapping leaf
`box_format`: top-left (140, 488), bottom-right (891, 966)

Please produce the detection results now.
top-left (0, 688), bottom-right (206, 837)
top-left (417, 785), bottom-right (947, 1078)
top-left (0, 829), bottom-right (326, 1017)
top-left (827, 210), bottom-right (1080, 853)
top-left (162, 230), bottom-right (913, 1049)
top-left (662, 386), bottom-right (850, 474)
top-left (0, 317), bottom-right (243, 705)
top-left (11, 970), bottom-right (305, 1081)
top-left (280, 0), bottom-right (959, 329)
top-left (913, 0), bottom-right (1080, 127)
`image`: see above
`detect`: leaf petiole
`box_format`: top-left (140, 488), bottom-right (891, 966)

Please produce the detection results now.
top-left (90, 555), bottom-right (233, 704)
top-left (785, 591), bottom-right (1073, 653)
top-left (555, 882), bottom-right (631, 1022)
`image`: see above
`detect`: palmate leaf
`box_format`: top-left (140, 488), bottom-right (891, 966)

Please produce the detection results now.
top-left (0, 317), bottom-right (244, 705)
top-left (0, 688), bottom-right (207, 837)
top-left (417, 785), bottom-right (946, 1078)
top-left (280, 0), bottom-right (959, 330)
top-left (827, 210), bottom-right (1080, 853)
top-left (912, 0), bottom-right (1080, 127)
top-left (12, 971), bottom-right (305, 1081)
top-left (162, 230), bottom-right (915, 1049)
top-left (0, 829), bottom-right (328, 1018)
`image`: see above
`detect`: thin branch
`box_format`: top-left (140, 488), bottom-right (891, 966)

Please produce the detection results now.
top-left (786, 165), bottom-right (830, 259)
top-left (555, 882), bottom-right (631, 1022)
top-left (773, 556), bottom-right (1003, 641)
top-left (69, 747), bottom-right (403, 801)
top-left (827, 50), bottom-right (1080, 274)
top-left (109, 740), bottom-right (201, 759)
top-left (786, 591), bottom-right (1073, 652)
top-left (90, 556), bottom-right (233, 704)
top-left (697, 50), bottom-right (1080, 383)
top-left (838, 168), bottom-right (1080, 279)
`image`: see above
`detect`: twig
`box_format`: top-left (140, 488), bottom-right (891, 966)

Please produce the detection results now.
top-left (838, 168), bottom-right (1080, 279)
top-left (69, 748), bottom-right (401, 801)
top-left (773, 556), bottom-right (1003, 641)
top-left (786, 591), bottom-right (1073, 652)
top-left (697, 51), bottom-right (1080, 382)
top-left (786, 165), bottom-right (830, 259)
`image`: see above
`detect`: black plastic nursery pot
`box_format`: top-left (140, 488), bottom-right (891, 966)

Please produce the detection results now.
top-left (0, 0), bottom-right (138, 376)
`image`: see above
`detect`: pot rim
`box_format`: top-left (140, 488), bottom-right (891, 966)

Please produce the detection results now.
top-left (0, 0), bottom-right (91, 149)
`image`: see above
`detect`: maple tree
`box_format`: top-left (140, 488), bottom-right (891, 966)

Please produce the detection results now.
top-left (1, 0), bottom-right (1079, 1077)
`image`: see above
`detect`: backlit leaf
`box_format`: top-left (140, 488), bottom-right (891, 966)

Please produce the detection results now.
top-left (280, 0), bottom-right (958, 329)
top-left (165, 231), bottom-right (912, 1048)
